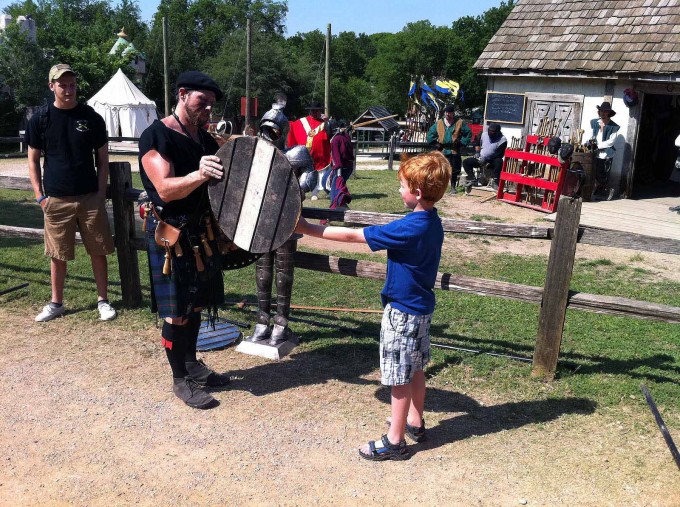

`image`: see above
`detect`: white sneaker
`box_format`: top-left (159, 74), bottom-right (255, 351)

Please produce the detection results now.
top-left (98, 301), bottom-right (117, 321)
top-left (35, 303), bottom-right (65, 322)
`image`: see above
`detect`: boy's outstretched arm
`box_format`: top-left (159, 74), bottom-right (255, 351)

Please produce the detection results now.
top-left (295, 217), bottom-right (367, 244)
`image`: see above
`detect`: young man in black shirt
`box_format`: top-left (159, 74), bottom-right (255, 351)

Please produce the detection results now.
top-left (26, 63), bottom-right (116, 322)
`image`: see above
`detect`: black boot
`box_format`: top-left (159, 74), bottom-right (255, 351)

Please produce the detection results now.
top-left (186, 359), bottom-right (231, 387)
top-left (172, 377), bottom-right (217, 409)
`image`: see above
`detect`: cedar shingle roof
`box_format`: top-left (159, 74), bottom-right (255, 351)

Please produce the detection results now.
top-left (474, 0), bottom-right (680, 77)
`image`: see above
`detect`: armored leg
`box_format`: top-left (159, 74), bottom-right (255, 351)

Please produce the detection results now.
top-left (270, 238), bottom-right (297, 345)
top-left (249, 252), bottom-right (274, 342)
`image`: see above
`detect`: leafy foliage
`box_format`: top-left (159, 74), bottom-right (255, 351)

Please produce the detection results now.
top-left (2, 0), bottom-right (145, 107)
top-left (0, 0), bottom-right (516, 125)
top-left (0, 22), bottom-right (49, 110)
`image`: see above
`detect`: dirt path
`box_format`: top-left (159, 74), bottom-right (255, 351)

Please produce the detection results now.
top-left (1, 308), bottom-right (678, 506)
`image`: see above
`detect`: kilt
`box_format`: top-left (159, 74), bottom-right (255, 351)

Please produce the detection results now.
top-left (145, 212), bottom-right (224, 318)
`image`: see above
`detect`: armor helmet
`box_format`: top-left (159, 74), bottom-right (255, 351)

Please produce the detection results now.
top-left (285, 145), bottom-right (314, 176)
top-left (558, 142), bottom-right (574, 164)
top-left (547, 136), bottom-right (562, 155)
top-left (259, 92), bottom-right (289, 149)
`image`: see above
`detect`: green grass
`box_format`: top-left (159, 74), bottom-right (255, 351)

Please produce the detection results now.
top-left (1, 169), bottom-right (679, 417)
top-left (470, 214), bottom-right (506, 222)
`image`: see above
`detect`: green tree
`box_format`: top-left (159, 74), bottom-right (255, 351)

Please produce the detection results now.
top-left (3, 0), bottom-right (147, 105)
top-left (359, 2), bottom-right (516, 119)
top-left (0, 22), bottom-right (50, 110)
top-left (447, 0), bottom-right (516, 112)
top-left (141, 0), bottom-right (288, 113)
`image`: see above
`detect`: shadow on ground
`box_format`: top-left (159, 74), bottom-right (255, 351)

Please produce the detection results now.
top-left (372, 386), bottom-right (597, 454)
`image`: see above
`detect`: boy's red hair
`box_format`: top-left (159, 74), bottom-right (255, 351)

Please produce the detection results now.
top-left (398, 151), bottom-right (452, 202)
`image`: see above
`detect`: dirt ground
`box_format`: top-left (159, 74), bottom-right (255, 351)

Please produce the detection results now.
top-left (2, 156), bottom-right (680, 505)
top-left (1, 307), bottom-right (679, 506)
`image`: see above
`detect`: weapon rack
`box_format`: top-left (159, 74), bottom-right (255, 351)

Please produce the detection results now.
top-left (496, 135), bottom-right (570, 213)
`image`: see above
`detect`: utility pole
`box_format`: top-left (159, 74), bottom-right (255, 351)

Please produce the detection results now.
top-left (325, 23), bottom-right (331, 117)
top-left (162, 16), bottom-right (170, 117)
top-left (245, 18), bottom-right (252, 131)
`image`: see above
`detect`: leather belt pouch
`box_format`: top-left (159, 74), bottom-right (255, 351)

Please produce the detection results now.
top-left (152, 205), bottom-right (182, 248)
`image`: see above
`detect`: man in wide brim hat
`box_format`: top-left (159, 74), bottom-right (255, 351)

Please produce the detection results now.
top-left (590, 100), bottom-right (621, 200)
top-left (596, 101), bottom-right (616, 117)
top-left (305, 100), bottom-right (324, 110)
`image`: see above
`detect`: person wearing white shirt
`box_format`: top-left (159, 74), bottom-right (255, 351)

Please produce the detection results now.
top-left (589, 101), bottom-right (620, 200)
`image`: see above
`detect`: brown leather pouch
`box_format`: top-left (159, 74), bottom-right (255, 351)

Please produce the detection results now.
top-left (152, 206), bottom-right (183, 275)
top-left (154, 221), bottom-right (181, 248)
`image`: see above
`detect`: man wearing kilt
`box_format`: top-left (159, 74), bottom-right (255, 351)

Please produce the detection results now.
top-left (139, 71), bottom-right (229, 409)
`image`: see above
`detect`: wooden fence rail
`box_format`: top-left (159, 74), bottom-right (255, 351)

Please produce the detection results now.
top-left (1, 162), bottom-right (679, 378)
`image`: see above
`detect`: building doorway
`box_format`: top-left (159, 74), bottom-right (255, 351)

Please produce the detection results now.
top-left (632, 93), bottom-right (680, 198)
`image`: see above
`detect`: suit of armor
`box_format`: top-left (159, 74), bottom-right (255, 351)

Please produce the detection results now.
top-left (248, 97), bottom-right (312, 345)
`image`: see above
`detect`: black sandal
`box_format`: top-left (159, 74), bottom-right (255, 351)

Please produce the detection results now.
top-left (358, 435), bottom-right (410, 461)
top-left (386, 417), bottom-right (427, 443)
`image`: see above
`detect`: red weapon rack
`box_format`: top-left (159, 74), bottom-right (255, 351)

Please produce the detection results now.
top-left (496, 135), bottom-right (570, 213)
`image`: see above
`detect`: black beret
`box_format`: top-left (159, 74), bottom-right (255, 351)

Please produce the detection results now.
top-left (176, 71), bottom-right (223, 101)
top-left (443, 104), bottom-right (455, 113)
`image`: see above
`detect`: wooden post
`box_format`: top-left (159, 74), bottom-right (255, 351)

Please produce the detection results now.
top-left (532, 195), bottom-right (582, 379)
top-left (245, 18), bottom-right (252, 131)
top-left (387, 134), bottom-right (396, 170)
top-left (109, 162), bottom-right (142, 307)
top-left (325, 24), bottom-right (331, 116)
top-left (162, 17), bottom-right (170, 117)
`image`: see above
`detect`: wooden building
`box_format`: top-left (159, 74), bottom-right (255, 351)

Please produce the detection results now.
top-left (474, 0), bottom-right (680, 199)
top-left (351, 106), bottom-right (400, 142)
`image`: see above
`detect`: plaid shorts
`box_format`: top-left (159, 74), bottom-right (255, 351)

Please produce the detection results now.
top-left (379, 304), bottom-right (432, 386)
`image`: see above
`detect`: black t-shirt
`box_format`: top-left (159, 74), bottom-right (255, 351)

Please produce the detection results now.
top-left (24, 103), bottom-right (107, 197)
top-left (138, 119), bottom-right (219, 218)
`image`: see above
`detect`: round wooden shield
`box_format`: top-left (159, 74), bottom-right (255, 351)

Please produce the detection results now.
top-left (208, 136), bottom-right (301, 254)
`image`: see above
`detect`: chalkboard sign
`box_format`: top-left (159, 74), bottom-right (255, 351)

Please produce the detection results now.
top-left (485, 92), bottom-right (526, 125)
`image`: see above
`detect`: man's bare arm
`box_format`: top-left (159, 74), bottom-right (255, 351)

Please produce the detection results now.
top-left (96, 144), bottom-right (109, 198)
top-left (141, 150), bottom-right (223, 203)
top-left (28, 146), bottom-right (44, 202)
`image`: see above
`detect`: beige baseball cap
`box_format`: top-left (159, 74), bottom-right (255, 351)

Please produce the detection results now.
top-left (49, 63), bottom-right (75, 81)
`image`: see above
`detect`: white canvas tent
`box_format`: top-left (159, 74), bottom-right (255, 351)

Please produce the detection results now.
top-left (87, 68), bottom-right (157, 138)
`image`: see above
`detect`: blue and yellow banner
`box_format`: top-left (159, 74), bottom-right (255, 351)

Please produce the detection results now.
top-left (407, 80), bottom-right (416, 97)
top-left (434, 79), bottom-right (460, 97)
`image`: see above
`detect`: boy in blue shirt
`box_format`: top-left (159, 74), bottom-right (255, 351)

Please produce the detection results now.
top-left (295, 151), bottom-right (451, 461)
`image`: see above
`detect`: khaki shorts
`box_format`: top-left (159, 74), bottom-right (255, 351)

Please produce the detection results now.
top-left (43, 192), bottom-right (115, 261)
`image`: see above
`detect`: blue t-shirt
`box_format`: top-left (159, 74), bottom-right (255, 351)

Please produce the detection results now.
top-left (363, 209), bottom-right (443, 315)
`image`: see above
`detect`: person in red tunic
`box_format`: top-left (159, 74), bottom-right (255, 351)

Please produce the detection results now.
top-left (287, 101), bottom-right (331, 200)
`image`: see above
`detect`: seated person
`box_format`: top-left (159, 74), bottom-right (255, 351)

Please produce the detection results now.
top-left (463, 123), bottom-right (507, 190)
